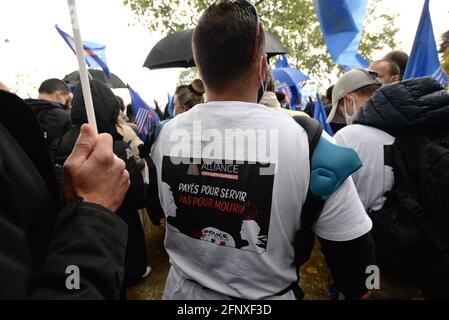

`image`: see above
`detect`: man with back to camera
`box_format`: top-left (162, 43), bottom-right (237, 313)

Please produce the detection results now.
top-left (25, 78), bottom-right (73, 145)
top-left (151, 0), bottom-right (376, 300)
top-left (332, 77), bottom-right (449, 298)
top-left (327, 69), bottom-right (385, 211)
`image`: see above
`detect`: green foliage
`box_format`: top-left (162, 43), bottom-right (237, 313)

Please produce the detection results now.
top-left (177, 67), bottom-right (199, 86)
top-left (442, 48), bottom-right (449, 79)
top-left (125, 0), bottom-right (398, 86)
top-left (440, 30), bottom-right (449, 53)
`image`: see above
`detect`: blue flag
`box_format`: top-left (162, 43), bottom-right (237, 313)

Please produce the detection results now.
top-left (128, 85), bottom-right (160, 141)
top-left (167, 93), bottom-right (175, 118)
top-left (274, 55), bottom-right (308, 110)
top-left (275, 82), bottom-right (302, 110)
top-left (290, 87), bottom-right (302, 110)
top-left (343, 54), bottom-right (370, 72)
top-left (313, 0), bottom-right (369, 69)
top-left (313, 93), bottom-right (334, 136)
top-left (272, 67), bottom-right (310, 87)
top-left (55, 24), bottom-right (112, 79)
top-left (276, 54), bottom-right (290, 68)
top-left (403, 0), bottom-right (448, 85)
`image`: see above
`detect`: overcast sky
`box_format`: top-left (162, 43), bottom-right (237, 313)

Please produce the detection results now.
top-left (1, 0), bottom-right (449, 103)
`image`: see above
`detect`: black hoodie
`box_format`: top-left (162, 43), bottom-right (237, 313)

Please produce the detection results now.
top-left (70, 79), bottom-right (122, 139)
top-left (354, 77), bottom-right (449, 133)
top-left (51, 79), bottom-right (124, 165)
top-left (25, 99), bottom-right (71, 145)
top-left (53, 80), bottom-right (148, 286)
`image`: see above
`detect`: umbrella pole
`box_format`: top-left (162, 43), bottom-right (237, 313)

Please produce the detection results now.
top-left (67, 0), bottom-right (98, 134)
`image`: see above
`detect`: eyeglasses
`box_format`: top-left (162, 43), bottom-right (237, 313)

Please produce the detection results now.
top-left (235, 0), bottom-right (261, 64)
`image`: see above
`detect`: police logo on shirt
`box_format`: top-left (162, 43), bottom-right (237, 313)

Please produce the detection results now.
top-left (162, 157), bottom-right (275, 255)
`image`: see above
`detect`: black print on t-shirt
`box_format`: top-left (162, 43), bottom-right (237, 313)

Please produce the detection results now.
top-left (162, 157), bottom-right (275, 255)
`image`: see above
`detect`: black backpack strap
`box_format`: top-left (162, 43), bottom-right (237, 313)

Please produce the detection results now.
top-left (383, 144), bottom-right (394, 167)
top-left (292, 115), bottom-right (322, 161)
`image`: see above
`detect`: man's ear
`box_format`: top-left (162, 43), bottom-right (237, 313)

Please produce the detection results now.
top-left (391, 75), bottom-right (400, 83)
top-left (259, 55), bottom-right (268, 82)
top-left (52, 91), bottom-right (63, 102)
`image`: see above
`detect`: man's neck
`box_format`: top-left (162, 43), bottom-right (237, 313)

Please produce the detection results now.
top-left (206, 85), bottom-right (259, 104)
top-left (38, 93), bottom-right (60, 105)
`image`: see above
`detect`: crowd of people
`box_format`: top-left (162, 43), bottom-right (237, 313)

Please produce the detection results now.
top-left (1, 0), bottom-right (448, 300)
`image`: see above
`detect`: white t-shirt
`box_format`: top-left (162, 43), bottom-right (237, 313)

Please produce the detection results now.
top-left (334, 124), bottom-right (395, 211)
top-left (151, 101), bottom-right (371, 300)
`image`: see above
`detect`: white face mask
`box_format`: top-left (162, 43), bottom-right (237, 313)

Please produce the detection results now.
top-left (260, 80), bottom-right (266, 95)
top-left (259, 57), bottom-right (269, 97)
top-left (343, 95), bottom-right (357, 125)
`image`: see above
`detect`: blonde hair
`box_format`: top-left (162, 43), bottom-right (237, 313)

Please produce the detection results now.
top-left (175, 78), bottom-right (205, 109)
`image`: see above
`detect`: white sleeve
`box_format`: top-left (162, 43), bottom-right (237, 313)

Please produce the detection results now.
top-left (312, 171), bottom-right (372, 242)
top-left (333, 130), bottom-right (348, 147)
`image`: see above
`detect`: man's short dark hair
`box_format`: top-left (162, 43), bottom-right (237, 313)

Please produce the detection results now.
top-left (193, 0), bottom-right (266, 91)
top-left (38, 78), bottom-right (70, 95)
top-left (383, 50), bottom-right (409, 80)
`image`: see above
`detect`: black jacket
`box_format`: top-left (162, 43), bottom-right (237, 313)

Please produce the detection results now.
top-left (53, 80), bottom-right (148, 286)
top-left (0, 90), bottom-right (127, 299)
top-left (25, 99), bottom-right (71, 145)
top-left (354, 77), bottom-right (449, 133)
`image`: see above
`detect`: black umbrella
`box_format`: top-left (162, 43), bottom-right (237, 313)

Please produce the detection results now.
top-left (63, 69), bottom-right (127, 89)
top-left (144, 29), bottom-right (287, 70)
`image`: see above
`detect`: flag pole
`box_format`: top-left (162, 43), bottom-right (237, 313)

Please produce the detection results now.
top-left (67, 0), bottom-right (97, 134)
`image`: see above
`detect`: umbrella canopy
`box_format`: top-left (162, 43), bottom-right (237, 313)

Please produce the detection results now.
top-left (272, 67), bottom-right (309, 87)
top-left (144, 29), bottom-right (287, 70)
top-left (63, 69), bottom-right (127, 89)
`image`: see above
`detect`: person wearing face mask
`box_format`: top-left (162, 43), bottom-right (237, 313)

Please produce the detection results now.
top-left (151, 0), bottom-right (375, 301)
top-left (328, 69), bottom-right (386, 211)
top-left (333, 77), bottom-right (449, 299)
top-left (327, 68), bottom-right (382, 129)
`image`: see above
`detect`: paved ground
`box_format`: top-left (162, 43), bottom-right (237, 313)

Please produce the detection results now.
top-left (126, 212), bottom-right (332, 300)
